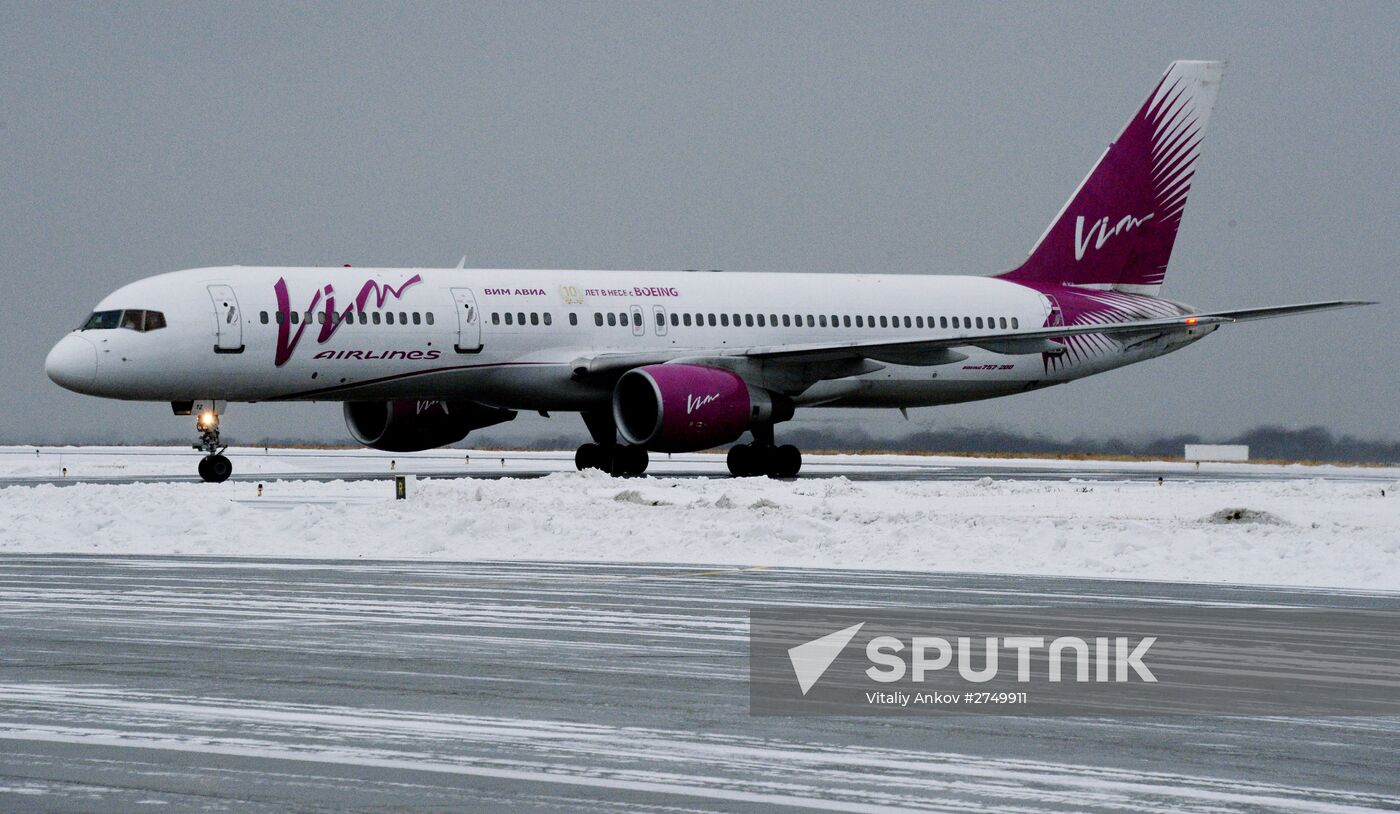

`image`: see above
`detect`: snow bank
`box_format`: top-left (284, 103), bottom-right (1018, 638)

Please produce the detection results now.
top-left (1, 472), bottom-right (1396, 591)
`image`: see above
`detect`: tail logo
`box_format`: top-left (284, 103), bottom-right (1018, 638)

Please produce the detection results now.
top-left (1074, 213), bottom-right (1155, 261)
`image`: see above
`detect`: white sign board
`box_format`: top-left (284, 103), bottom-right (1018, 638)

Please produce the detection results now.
top-left (1184, 444), bottom-right (1249, 462)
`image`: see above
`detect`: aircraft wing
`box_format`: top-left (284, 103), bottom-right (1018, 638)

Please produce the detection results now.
top-left (570, 300), bottom-right (1373, 383)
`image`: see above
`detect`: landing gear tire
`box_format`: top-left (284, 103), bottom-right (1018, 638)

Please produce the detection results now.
top-left (727, 443), bottom-right (758, 477)
top-left (611, 445), bottom-right (649, 477)
top-left (768, 444), bottom-right (802, 478)
top-left (575, 443), bottom-right (600, 471)
top-left (199, 454), bottom-right (232, 483)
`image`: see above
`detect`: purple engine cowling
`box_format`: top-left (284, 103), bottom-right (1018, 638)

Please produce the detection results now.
top-left (614, 364), bottom-right (787, 452)
top-left (344, 399), bottom-right (516, 452)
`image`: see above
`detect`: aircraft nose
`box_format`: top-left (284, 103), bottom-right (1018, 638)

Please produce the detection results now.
top-left (45, 334), bottom-right (98, 392)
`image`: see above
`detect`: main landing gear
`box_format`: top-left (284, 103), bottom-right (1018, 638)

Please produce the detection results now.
top-left (727, 443), bottom-right (802, 478)
top-left (727, 423), bottom-right (802, 478)
top-left (575, 442), bottom-right (649, 477)
top-left (574, 410), bottom-right (649, 476)
top-left (193, 406), bottom-right (232, 483)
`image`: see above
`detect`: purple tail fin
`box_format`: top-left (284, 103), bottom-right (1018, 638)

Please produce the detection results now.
top-left (999, 61), bottom-right (1225, 296)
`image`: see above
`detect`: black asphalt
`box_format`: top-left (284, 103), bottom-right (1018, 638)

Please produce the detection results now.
top-left (0, 556), bottom-right (1396, 812)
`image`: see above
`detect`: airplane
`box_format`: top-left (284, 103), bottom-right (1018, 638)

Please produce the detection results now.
top-left (45, 61), bottom-right (1371, 482)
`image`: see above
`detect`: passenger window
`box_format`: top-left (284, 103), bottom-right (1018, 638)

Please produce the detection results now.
top-left (818, 315), bottom-right (827, 327)
top-left (594, 312), bottom-right (603, 326)
top-left (291, 311), bottom-right (300, 324)
top-left (782, 315), bottom-right (790, 327)
top-left (413, 312), bottom-right (422, 325)
top-left (505, 313), bottom-right (513, 325)
top-left (940, 317), bottom-right (948, 329)
top-left (879, 316), bottom-right (888, 328)
top-left (1011, 317), bottom-right (1019, 329)
top-left (259, 311), bottom-right (269, 324)
top-left (999, 317), bottom-right (1007, 329)
top-left (372, 312), bottom-right (381, 325)
top-left (855, 316), bottom-right (864, 327)
top-left (517, 312), bottom-right (526, 326)
top-left (543, 313), bottom-right (552, 326)
top-left (656, 312), bottom-right (664, 327)
top-left (683, 313), bottom-right (692, 326)
top-left (569, 313), bottom-right (578, 326)
top-left (720, 314), bottom-right (730, 327)
top-left (756, 314), bottom-right (765, 327)
top-left (276, 311), bottom-right (285, 325)
top-left (805, 315), bottom-right (815, 327)
top-left (975, 317), bottom-right (984, 329)
top-left (426, 312), bottom-right (434, 325)
top-left (386, 312), bottom-right (395, 325)
top-left (358, 312), bottom-right (367, 325)
top-left (606, 313), bottom-right (615, 326)
top-left (492, 313), bottom-right (500, 325)
top-left (769, 314), bottom-right (778, 325)
top-left (530, 313), bottom-right (539, 326)
top-left (745, 314), bottom-right (754, 327)
top-left (670, 313), bottom-right (678, 326)
top-left (707, 314), bottom-right (717, 326)
top-left (915, 316), bottom-right (923, 328)
top-left (902, 316), bottom-right (910, 328)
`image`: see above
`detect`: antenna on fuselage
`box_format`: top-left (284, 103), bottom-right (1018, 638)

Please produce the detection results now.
top-left (454, 255), bottom-right (467, 269)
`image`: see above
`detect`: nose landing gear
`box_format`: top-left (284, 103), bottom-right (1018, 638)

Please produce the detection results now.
top-left (193, 405), bottom-right (231, 483)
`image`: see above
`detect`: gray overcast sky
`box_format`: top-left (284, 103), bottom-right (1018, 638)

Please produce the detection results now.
top-left (2, 1), bottom-right (1396, 445)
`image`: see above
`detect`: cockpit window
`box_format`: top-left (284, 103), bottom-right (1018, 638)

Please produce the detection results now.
top-left (80, 309), bottom-right (166, 332)
top-left (81, 310), bottom-right (122, 330)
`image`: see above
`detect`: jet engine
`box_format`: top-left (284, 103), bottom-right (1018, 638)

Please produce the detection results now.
top-left (613, 364), bottom-right (791, 452)
top-left (344, 400), bottom-right (516, 452)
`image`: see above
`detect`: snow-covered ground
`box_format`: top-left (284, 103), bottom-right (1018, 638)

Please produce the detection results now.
top-left (1, 446), bottom-right (1396, 591)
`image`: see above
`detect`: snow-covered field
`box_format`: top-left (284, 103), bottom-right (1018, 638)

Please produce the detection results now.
top-left (1, 446), bottom-right (1396, 591)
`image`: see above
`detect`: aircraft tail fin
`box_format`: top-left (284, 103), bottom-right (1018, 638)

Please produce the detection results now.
top-left (999, 61), bottom-right (1226, 296)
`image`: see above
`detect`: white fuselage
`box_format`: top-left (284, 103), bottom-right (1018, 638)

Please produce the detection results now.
top-left (47, 265), bottom-right (1210, 411)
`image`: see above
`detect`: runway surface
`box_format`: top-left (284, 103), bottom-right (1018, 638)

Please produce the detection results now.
top-left (1, 556), bottom-right (1397, 812)
top-left (3, 446), bottom-right (1395, 487)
